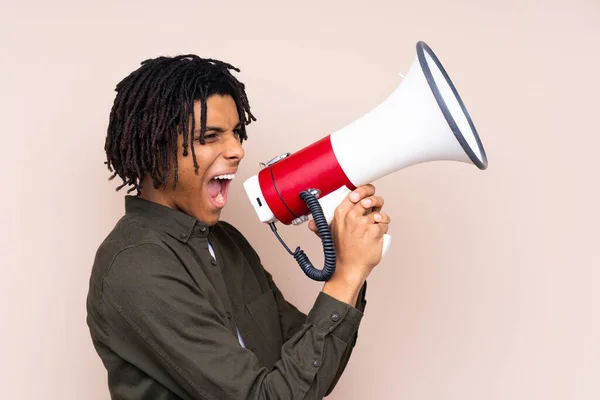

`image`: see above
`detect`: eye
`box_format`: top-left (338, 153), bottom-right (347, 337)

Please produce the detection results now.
top-left (201, 133), bottom-right (218, 142)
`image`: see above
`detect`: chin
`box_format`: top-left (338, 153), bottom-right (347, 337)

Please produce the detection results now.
top-left (205, 210), bottom-right (222, 226)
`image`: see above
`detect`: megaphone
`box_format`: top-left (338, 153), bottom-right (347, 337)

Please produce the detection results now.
top-left (243, 41), bottom-right (488, 282)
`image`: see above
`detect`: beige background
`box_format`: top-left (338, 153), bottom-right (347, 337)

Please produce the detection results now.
top-left (1, 0), bottom-right (599, 399)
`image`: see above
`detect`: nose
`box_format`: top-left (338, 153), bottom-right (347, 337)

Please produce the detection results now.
top-left (223, 134), bottom-right (245, 161)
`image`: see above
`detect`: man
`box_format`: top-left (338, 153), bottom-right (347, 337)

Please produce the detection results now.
top-left (86, 55), bottom-right (390, 400)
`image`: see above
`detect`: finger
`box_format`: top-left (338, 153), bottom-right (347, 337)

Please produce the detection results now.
top-left (348, 184), bottom-right (376, 203)
top-left (307, 219), bottom-right (321, 238)
top-left (359, 196), bottom-right (384, 212)
top-left (369, 222), bottom-right (389, 237)
top-left (379, 222), bottom-right (389, 235)
top-left (369, 212), bottom-right (390, 224)
top-left (335, 185), bottom-right (376, 217)
top-left (349, 196), bottom-right (383, 220)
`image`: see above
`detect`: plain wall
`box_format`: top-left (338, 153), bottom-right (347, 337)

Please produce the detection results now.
top-left (1, 0), bottom-right (599, 399)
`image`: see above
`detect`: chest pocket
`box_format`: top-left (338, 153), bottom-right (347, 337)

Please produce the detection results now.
top-left (246, 289), bottom-right (283, 354)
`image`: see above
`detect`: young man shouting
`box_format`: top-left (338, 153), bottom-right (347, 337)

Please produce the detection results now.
top-left (86, 55), bottom-right (390, 400)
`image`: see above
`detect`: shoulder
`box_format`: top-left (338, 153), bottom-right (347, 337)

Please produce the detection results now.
top-left (87, 216), bottom-right (182, 332)
top-left (90, 215), bottom-right (178, 289)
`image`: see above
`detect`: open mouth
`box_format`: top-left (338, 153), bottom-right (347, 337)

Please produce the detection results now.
top-left (207, 173), bottom-right (235, 209)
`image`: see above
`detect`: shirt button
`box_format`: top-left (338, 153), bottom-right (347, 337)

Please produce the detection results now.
top-left (211, 258), bottom-right (217, 265)
top-left (199, 225), bottom-right (207, 232)
top-left (226, 311), bottom-right (232, 319)
top-left (330, 313), bottom-right (340, 322)
top-left (313, 360), bottom-right (321, 368)
top-left (180, 233), bottom-right (187, 239)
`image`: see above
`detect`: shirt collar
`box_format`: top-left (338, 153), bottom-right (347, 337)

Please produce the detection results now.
top-left (124, 195), bottom-right (211, 243)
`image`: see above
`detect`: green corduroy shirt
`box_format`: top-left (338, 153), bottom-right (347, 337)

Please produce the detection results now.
top-left (86, 195), bottom-right (367, 400)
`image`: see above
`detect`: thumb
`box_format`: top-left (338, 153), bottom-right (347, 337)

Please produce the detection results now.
top-left (308, 219), bottom-right (321, 238)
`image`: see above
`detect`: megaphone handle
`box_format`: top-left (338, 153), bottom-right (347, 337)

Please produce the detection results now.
top-left (382, 233), bottom-right (392, 258)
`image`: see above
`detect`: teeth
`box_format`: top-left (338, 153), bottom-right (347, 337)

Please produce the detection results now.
top-left (213, 174), bottom-right (235, 180)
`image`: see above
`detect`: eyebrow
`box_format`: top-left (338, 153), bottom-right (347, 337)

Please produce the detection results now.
top-left (194, 122), bottom-right (242, 134)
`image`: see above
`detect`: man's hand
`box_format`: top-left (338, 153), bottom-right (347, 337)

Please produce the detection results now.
top-left (330, 184), bottom-right (390, 278)
top-left (311, 185), bottom-right (391, 305)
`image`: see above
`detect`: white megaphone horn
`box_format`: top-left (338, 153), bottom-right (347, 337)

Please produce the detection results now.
top-left (243, 41), bottom-right (488, 282)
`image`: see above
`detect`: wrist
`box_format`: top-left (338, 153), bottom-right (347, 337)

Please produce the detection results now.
top-left (322, 267), bottom-right (366, 306)
top-left (333, 262), bottom-right (368, 287)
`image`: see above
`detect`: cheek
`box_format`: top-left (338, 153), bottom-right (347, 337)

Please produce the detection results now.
top-left (174, 156), bottom-right (204, 189)
top-left (174, 149), bottom-right (214, 190)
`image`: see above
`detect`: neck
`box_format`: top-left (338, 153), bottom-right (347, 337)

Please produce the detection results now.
top-left (138, 177), bottom-right (181, 213)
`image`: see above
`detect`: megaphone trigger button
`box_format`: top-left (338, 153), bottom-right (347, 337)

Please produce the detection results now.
top-left (265, 152), bottom-right (292, 167)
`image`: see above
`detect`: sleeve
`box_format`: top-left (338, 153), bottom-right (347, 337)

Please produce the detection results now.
top-left (262, 268), bottom-right (367, 397)
top-left (101, 243), bottom-right (365, 400)
top-left (324, 281), bottom-right (367, 396)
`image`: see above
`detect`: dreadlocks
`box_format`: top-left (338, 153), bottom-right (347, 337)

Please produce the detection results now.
top-left (104, 55), bottom-right (256, 194)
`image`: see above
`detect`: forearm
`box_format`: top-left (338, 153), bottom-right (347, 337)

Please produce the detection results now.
top-left (266, 268), bottom-right (368, 399)
top-left (322, 263), bottom-right (367, 308)
top-left (324, 280), bottom-right (368, 396)
top-left (262, 292), bottom-right (364, 399)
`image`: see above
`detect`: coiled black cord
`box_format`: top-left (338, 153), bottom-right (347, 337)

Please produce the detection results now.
top-left (269, 190), bottom-right (336, 281)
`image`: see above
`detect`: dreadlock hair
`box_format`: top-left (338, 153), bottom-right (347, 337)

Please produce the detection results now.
top-left (104, 55), bottom-right (256, 194)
